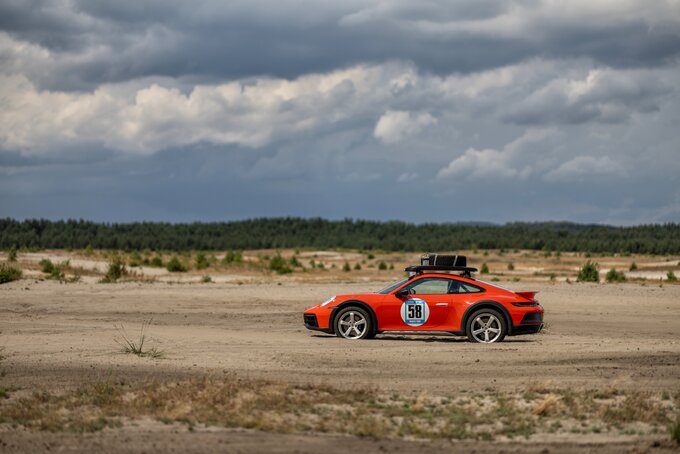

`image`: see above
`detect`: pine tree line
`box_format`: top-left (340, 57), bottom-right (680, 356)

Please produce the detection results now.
top-left (1, 218), bottom-right (678, 254)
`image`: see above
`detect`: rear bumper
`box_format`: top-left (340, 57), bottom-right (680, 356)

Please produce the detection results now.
top-left (510, 312), bottom-right (544, 336)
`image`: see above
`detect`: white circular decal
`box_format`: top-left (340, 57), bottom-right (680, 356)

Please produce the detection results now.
top-left (400, 298), bottom-right (430, 327)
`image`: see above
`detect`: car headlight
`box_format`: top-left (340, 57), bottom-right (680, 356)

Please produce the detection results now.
top-left (320, 296), bottom-right (336, 307)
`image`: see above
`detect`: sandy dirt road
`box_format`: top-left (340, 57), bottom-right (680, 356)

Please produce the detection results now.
top-left (1, 279), bottom-right (680, 452)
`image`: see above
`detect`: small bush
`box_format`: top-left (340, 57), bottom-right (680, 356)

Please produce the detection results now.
top-left (316, 262), bottom-right (325, 269)
top-left (577, 261), bottom-right (599, 283)
top-left (507, 262), bottom-right (515, 271)
top-left (39, 258), bottom-right (65, 280)
top-left (150, 256), bottom-right (164, 267)
top-left (166, 256), bottom-right (187, 272)
top-left (40, 258), bottom-right (55, 274)
top-left (195, 252), bottom-right (210, 270)
top-left (7, 248), bottom-right (17, 262)
top-left (343, 262), bottom-right (351, 272)
top-left (289, 256), bottom-right (301, 267)
top-left (378, 261), bottom-right (387, 270)
top-left (668, 271), bottom-right (678, 282)
top-left (201, 275), bottom-right (212, 283)
top-left (367, 253), bottom-right (375, 260)
top-left (128, 251), bottom-right (142, 267)
top-left (354, 263), bottom-right (361, 270)
top-left (605, 269), bottom-right (626, 283)
top-left (222, 251), bottom-right (243, 265)
top-left (0, 264), bottom-right (22, 284)
top-left (671, 417), bottom-right (680, 444)
top-left (269, 254), bottom-right (292, 274)
top-left (629, 262), bottom-right (637, 271)
top-left (480, 263), bottom-right (489, 274)
top-left (101, 258), bottom-right (127, 283)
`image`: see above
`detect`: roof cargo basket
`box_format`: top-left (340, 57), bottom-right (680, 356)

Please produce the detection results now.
top-left (420, 253), bottom-right (467, 267)
top-left (407, 254), bottom-right (477, 278)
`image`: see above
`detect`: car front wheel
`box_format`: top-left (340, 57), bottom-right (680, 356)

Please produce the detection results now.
top-left (334, 307), bottom-right (372, 340)
top-left (466, 309), bottom-right (507, 343)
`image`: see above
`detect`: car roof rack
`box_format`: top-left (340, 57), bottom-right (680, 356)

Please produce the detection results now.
top-left (405, 265), bottom-right (478, 279)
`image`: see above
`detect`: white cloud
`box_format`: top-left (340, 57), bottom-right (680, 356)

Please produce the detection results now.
top-left (437, 128), bottom-right (556, 180)
top-left (373, 110), bottom-right (437, 144)
top-left (544, 155), bottom-right (627, 181)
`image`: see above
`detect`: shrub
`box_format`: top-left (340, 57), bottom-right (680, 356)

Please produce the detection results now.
top-left (629, 262), bottom-right (638, 271)
top-left (577, 261), bottom-right (599, 282)
top-left (480, 263), bottom-right (489, 274)
top-left (7, 248), bottom-right (17, 262)
top-left (128, 251), bottom-right (142, 267)
top-left (222, 251), bottom-right (243, 265)
top-left (0, 264), bottom-right (22, 284)
top-left (101, 258), bottom-right (126, 283)
top-left (289, 256), bottom-right (301, 267)
top-left (354, 263), bottom-right (361, 270)
top-left (166, 256), bottom-right (187, 272)
top-left (195, 252), bottom-right (210, 270)
top-left (671, 417), bottom-right (680, 444)
top-left (149, 256), bottom-right (163, 267)
top-left (316, 262), bottom-right (325, 269)
top-left (507, 262), bottom-right (515, 271)
top-left (668, 271), bottom-right (678, 282)
top-left (40, 258), bottom-right (55, 274)
top-left (343, 262), bottom-right (351, 272)
top-left (378, 261), bottom-right (387, 270)
top-left (39, 258), bottom-right (65, 280)
top-left (605, 268), bottom-right (626, 283)
top-left (201, 275), bottom-right (212, 283)
top-left (269, 254), bottom-right (292, 274)
top-left (367, 253), bottom-right (375, 260)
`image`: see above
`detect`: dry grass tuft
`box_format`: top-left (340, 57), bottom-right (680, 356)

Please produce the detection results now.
top-left (532, 394), bottom-right (560, 416)
top-left (114, 319), bottom-right (163, 358)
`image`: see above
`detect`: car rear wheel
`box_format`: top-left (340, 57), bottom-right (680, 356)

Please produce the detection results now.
top-left (334, 307), bottom-right (372, 340)
top-left (466, 309), bottom-right (506, 343)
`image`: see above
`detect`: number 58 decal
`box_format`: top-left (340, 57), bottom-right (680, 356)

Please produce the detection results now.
top-left (400, 298), bottom-right (430, 326)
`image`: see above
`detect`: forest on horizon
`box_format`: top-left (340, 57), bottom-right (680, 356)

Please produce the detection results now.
top-left (1, 218), bottom-right (678, 255)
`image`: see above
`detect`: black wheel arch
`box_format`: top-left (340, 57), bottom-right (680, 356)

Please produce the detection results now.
top-left (329, 300), bottom-right (378, 335)
top-left (461, 301), bottom-right (513, 335)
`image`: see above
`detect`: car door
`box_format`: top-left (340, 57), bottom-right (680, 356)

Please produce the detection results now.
top-left (378, 277), bottom-right (452, 330)
top-left (443, 278), bottom-right (487, 331)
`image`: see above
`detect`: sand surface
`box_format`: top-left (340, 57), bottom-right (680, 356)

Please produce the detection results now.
top-left (1, 278), bottom-right (680, 452)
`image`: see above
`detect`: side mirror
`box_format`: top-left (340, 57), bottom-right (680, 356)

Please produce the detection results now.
top-left (395, 288), bottom-right (409, 298)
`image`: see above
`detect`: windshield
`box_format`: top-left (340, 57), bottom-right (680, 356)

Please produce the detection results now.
top-left (377, 277), bottom-right (409, 294)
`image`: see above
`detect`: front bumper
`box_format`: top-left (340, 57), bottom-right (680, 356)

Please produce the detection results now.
top-left (303, 314), bottom-right (332, 334)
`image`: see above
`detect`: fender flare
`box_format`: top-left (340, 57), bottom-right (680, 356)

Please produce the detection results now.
top-left (329, 300), bottom-right (378, 335)
top-left (461, 301), bottom-right (514, 335)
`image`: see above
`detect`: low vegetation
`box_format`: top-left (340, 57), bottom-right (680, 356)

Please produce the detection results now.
top-left (668, 271), bottom-right (678, 282)
top-left (0, 376), bottom-right (677, 442)
top-left (0, 263), bottom-right (22, 284)
top-left (100, 258), bottom-right (127, 283)
top-left (480, 262), bottom-right (489, 274)
top-left (166, 256), bottom-right (187, 272)
top-left (577, 261), bottom-right (600, 282)
top-left (269, 254), bottom-right (292, 274)
top-left (114, 320), bottom-right (163, 359)
top-left (605, 268), bottom-right (626, 283)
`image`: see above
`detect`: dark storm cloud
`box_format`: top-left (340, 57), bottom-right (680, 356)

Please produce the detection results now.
top-left (2, 0), bottom-right (679, 90)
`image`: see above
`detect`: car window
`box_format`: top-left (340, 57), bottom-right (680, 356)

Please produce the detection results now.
top-left (377, 278), bottom-right (409, 294)
top-left (404, 278), bottom-right (450, 295)
top-left (448, 279), bottom-right (484, 294)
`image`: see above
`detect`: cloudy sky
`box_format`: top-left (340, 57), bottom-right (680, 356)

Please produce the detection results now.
top-left (1, 0), bottom-right (679, 224)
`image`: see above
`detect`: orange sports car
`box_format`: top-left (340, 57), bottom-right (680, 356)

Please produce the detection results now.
top-left (303, 254), bottom-right (544, 343)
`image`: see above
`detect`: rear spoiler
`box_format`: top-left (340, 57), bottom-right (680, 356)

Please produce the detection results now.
top-left (515, 291), bottom-right (538, 301)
